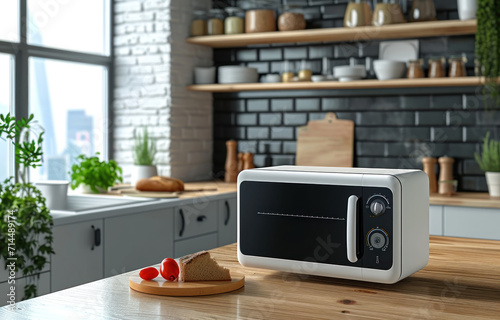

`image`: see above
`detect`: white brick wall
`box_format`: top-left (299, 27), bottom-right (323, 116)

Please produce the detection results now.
top-left (113, 0), bottom-right (213, 182)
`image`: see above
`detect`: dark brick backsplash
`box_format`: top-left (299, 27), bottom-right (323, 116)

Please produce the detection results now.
top-left (211, 0), bottom-right (486, 192)
top-left (259, 48), bottom-right (283, 61)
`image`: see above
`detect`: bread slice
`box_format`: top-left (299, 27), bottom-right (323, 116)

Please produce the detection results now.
top-left (179, 251), bottom-right (231, 282)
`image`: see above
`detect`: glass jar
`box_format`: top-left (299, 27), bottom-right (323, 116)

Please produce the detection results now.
top-left (407, 59), bottom-right (424, 78)
top-left (207, 9), bottom-right (225, 35)
top-left (428, 57), bottom-right (445, 78)
top-left (224, 7), bottom-right (244, 34)
top-left (281, 60), bottom-right (294, 83)
top-left (278, 7), bottom-right (306, 31)
top-left (448, 55), bottom-right (467, 77)
top-left (298, 60), bottom-right (312, 81)
top-left (246, 9), bottom-right (276, 33)
top-left (190, 11), bottom-right (207, 36)
top-left (344, 0), bottom-right (373, 28)
top-left (372, 0), bottom-right (406, 26)
top-left (410, 0), bottom-right (436, 22)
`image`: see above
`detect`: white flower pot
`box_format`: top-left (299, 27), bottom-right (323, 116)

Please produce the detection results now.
top-left (35, 181), bottom-right (69, 210)
top-left (131, 165), bottom-right (158, 186)
top-left (76, 184), bottom-right (106, 194)
top-left (485, 172), bottom-right (500, 197)
top-left (457, 0), bottom-right (477, 20)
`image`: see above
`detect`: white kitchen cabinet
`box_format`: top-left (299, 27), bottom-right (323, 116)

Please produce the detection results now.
top-left (104, 209), bottom-right (174, 277)
top-left (218, 198), bottom-right (237, 246)
top-left (174, 233), bottom-right (218, 258)
top-left (174, 200), bottom-right (218, 241)
top-left (0, 272), bottom-right (50, 307)
top-left (429, 205), bottom-right (444, 236)
top-left (51, 219), bottom-right (104, 292)
top-left (443, 206), bottom-right (500, 240)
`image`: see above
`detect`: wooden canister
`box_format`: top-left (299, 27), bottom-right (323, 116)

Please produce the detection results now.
top-left (438, 156), bottom-right (455, 195)
top-left (243, 152), bottom-right (255, 170)
top-left (422, 157), bottom-right (437, 193)
top-left (225, 140), bottom-right (238, 183)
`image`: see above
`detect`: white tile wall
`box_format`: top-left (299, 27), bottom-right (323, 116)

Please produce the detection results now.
top-left (113, 0), bottom-right (213, 181)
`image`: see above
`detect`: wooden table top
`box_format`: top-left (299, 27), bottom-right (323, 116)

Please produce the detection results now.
top-left (2, 236), bottom-right (499, 319)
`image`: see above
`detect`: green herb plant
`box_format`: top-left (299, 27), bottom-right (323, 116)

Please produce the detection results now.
top-left (476, 0), bottom-right (500, 109)
top-left (70, 153), bottom-right (123, 193)
top-left (0, 113), bottom-right (54, 300)
top-left (475, 132), bottom-right (500, 172)
top-left (133, 127), bottom-right (157, 166)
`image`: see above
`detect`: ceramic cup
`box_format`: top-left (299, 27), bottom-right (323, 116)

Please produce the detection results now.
top-left (457, 0), bottom-right (478, 20)
top-left (194, 67), bottom-right (216, 84)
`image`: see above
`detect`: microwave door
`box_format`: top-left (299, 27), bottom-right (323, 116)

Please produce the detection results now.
top-left (239, 181), bottom-right (363, 267)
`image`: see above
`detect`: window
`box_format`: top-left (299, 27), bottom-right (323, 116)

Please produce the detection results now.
top-left (0, 1), bottom-right (19, 42)
top-left (27, 0), bottom-right (109, 55)
top-left (0, 1), bottom-right (112, 181)
top-left (29, 58), bottom-right (107, 180)
top-left (0, 54), bottom-right (14, 182)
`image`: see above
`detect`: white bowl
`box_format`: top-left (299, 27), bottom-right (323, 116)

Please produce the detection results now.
top-left (311, 75), bottom-right (326, 82)
top-left (333, 65), bottom-right (366, 81)
top-left (261, 74), bottom-right (281, 83)
top-left (218, 66), bottom-right (258, 84)
top-left (373, 60), bottom-right (406, 80)
top-left (194, 67), bottom-right (215, 84)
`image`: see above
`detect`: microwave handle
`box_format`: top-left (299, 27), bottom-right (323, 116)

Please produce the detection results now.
top-left (346, 195), bottom-right (359, 263)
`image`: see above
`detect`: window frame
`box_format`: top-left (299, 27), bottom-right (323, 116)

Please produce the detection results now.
top-left (0, 0), bottom-right (114, 180)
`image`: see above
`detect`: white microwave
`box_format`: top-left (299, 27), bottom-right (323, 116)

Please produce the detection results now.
top-left (237, 166), bottom-right (429, 284)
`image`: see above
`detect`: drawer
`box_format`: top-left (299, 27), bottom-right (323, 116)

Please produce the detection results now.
top-left (429, 205), bottom-right (443, 236)
top-left (174, 201), bottom-right (218, 240)
top-left (444, 206), bottom-right (500, 240)
top-left (174, 233), bottom-right (218, 258)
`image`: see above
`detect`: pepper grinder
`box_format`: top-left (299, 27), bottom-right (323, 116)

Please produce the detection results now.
top-left (237, 152), bottom-right (244, 174)
top-left (243, 152), bottom-right (255, 170)
top-left (225, 140), bottom-right (238, 183)
top-left (438, 156), bottom-right (455, 195)
top-left (422, 157), bottom-right (437, 193)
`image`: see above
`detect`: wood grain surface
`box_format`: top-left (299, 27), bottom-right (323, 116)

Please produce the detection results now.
top-left (186, 20), bottom-right (476, 48)
top-left (2, 236), bottom-right (499, 319)
top-left (186, 77), bottom-right (487, 92)
top-left (296, 112), bottom-right (354, 167)
top-left (129, 274), bottom-right (245, 297)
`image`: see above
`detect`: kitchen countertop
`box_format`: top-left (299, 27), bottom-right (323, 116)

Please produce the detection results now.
top-left (2, 236), bottom-right (498, 319)
top-left (429, 192), bottom-right (500, 209)
top-left (52, 181), bottom-right (237, 226)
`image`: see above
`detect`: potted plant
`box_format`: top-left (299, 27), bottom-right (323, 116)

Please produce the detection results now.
top-left (476, 0), bottom-right (500, 109)
top-left (0, 113), bottom-right (54, 300)
top-left (70, 153), bottom-right (123, 193)
top-left (474, 132), bottom-right (500, 196)
top-left (131, 127), bottom-right (157, 186)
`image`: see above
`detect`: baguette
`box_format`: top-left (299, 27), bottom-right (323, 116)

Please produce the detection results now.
top-left (135, 176), bottom-right (185, 192)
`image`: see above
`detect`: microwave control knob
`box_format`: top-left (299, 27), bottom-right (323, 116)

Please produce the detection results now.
top-left (369, 231), bottom-right (387, 249)
top-left (370, 200), bottom-right (386, 216)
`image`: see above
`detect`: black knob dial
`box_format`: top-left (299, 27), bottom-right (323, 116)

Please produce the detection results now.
top-left (367, 228), bottom-right (389, 250)
top-left (370, 200), bottom-right (386, 216)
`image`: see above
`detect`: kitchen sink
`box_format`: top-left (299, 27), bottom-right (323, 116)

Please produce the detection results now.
top-left (51, 194), bottom-right (159, 213)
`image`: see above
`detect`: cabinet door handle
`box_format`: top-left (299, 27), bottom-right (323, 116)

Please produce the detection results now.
top-left (179, 209), bottom-right (185, 237)
top-left (224, 200), bottom-right (230, 226)
top-left (197, 215), bottom-right (207, 222)
top-left (91, 225), bottom-right (101, 250)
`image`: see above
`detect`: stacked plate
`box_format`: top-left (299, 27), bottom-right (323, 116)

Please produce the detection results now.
top-left (218, 66), bottom-right (259, 84)
top-left (333, 65), bottom-right (366, 82)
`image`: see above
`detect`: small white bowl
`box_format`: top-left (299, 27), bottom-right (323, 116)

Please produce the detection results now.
top-left (373, 60), bottom-right (406, 80)
top-left (311, 75), bottom-right (326, 82)
top-left (333, 65), bottom-right (366, 82)
top-left (261, 74), bottom-right (281, 83)
top-left (194, 67), bottom-right (216, 84)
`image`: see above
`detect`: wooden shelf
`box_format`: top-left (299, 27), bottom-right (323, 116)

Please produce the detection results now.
top-left (187, 76), bottom-right (485, 92)
top-left (186, 20), bottom-right (476, 48)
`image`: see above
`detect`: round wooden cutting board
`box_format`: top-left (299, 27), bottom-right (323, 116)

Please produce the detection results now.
top-left (129, 274), bottom-right (245, 297)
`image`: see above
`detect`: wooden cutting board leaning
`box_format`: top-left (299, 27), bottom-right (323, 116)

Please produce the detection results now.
top-left (296, 112), bottom-right (354, 167)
